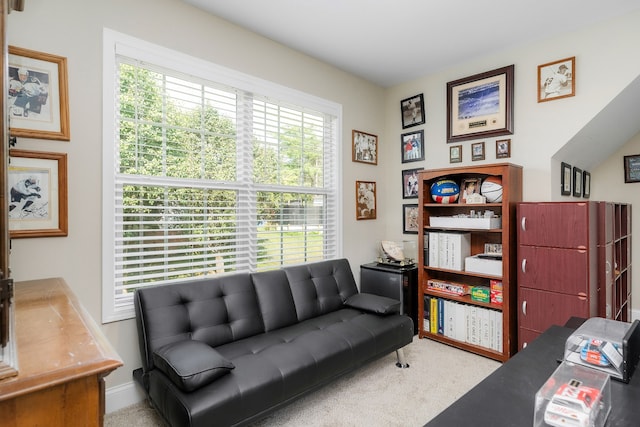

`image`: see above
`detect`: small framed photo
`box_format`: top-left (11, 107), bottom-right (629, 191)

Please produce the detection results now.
top-left (449, 145), bottom-right (462, 163)
top-left (401, 130), bottom-right (424, 163)
top-left (460, 178), bottom-right (481, 204)
top-left (471, 141), bottom-right (485, 161)
top-left (8, 46), bottom-right (70, 140)
top-left (538, 57), bottom-right (575, 102)
top-left (582, 171), bottom-right (591, 198)
top-left (561, 162), bottom-right (572, 195)
top-left (400, 94), bottom-right (425, 129)
top-left (402, 204), bottom-right (419, 234)
top-left (9, 149), bottom-right (68, 238)
top-left (352, 129), bottom-right (378, 165)
top-left (356, 180), bottom-right (376, 220)
top-left (496, 139), bottom-right (511, 159)
top-left (402, 168), bottom-right (423, 199)
top-left (573, 166), bottom-right (582, 197)
top-left (624, 154), bottom-right (640, 183)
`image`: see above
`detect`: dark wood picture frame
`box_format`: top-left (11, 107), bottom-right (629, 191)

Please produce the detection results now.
top-left (8, 46), bottom-right (70, 141)
top-left (561, 162), bottom-right (572, 195)
top-left (538, 56), bottom-right (575, 103)
top-left (582, 171), bottom-right (591, 198)
top-left (402, 167), bottom-right (422, 199)
top-left (401, 130), bottom-right (424, 163)
top-left (624, 154), bottom-right (640, 183)
top-left (446, 65), bottom-right (514, 143)
top-left (402, 204), bottom-right (419, 234)
top-left (8, 149), bottom-right (68, 238)
top-left (352, 129), bottom-right (378, 165)
top-left (496, 139), bottom-right (511, 159)
top-left (471, 141), bottom-right (485, 161)
top-left (356, 180), bottom-right (376, 220)
top-left (400, 93), bottom-right (425, 129)
top-left (572, 166), bottom-right (582, 197)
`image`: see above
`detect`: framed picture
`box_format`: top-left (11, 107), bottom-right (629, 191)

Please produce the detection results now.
top-left (496, 139), bottom-right (511, 159)
top-left (8, 149), bottom-right (68, 238)
top-left (8, 46), bottom-right (70, 141)
top-left (402, 204), bottom-right (419, 234)
top-left (449, 145), bottom-right (462, 163)
top-left (402, 168), bottom-right (422, 199)
top-left (401, 130), bottom-right (424, 163)
top-left (471, 141), bottom-right (485, 161)
top-left (460, 178), bottom-right (481, 204)
top-left (446, 65), bottom-right (514, 143)
top-left (400, 94), bottom-right (425, 129)
top-left (561, 162), bottom-right (572, 195)
top-left (538, 56), bottom-right (575, 103)
top-left (356, 180), bottom-right (376, 220)
top-left (573, 166), bottom-right (582, 197)
top-left (352, 129), bottom-right (378, 165)
top-left (582, 171), bottom-right (591, 198)
top-left (624, 154), bottom-right (640, 183)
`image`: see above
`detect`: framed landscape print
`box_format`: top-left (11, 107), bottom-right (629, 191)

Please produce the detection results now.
top-left (352, 129), bottom-right (378, 165)
top-left (538, 56), bottom-right (575, 102)
top-left (446, 65), bottom-right (514, 143)
top-left (402, 204), bottom-right (419, 234)
top-left (356, 180), bottom-right (376, 220)
top-left (400, 94), bottom-right (425, 129)
top-left (401, 130), bottom-right (424, 163)
top-left (8, 149), bottom-right (68, 238)
top-left (8, 46), bottom-right (70, 141)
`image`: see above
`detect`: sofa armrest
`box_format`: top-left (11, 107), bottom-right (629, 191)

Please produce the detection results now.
top-left (153, 340), bottom-right (234, 392)
top-left (344, 293), bottom-right (400, 315)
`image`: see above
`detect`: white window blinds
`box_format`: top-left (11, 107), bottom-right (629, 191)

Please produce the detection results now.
top-left (102, 30), bottom-right (341, 322)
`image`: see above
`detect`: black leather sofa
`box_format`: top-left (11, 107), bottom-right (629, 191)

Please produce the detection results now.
top-left (133, 258), bottom-right (414, 427)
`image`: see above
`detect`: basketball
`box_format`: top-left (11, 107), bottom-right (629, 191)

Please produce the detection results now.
top-left (430, 179), bottom-right (460, 204)
top-left (480, 176), bottom-right (503, 203)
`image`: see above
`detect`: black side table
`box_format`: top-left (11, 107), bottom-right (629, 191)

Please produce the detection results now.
top-left (360, 263), bottom-right (418, 334)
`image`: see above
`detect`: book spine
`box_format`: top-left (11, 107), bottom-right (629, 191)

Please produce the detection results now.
top-left (437, 298), bottom-right (444, 335)
top-left (430, 297), bottom-right (438, 334)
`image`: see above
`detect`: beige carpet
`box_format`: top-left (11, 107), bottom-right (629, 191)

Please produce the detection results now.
top-left (105, 337), bottom-right (501, 427)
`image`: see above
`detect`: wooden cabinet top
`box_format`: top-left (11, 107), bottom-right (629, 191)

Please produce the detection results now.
top-left (0, 278), bottom-right (122, 401)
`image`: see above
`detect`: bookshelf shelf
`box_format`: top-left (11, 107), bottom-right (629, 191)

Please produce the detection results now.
top-left (417, 163), bottom-right (522, 362)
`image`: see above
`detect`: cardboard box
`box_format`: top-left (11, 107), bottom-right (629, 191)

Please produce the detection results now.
top-left (464, 255), bottom-right (502, 276)
top-left (437, 232), bottom-right (471, 271)
top-left (471, 286), bottom-right (490, 303)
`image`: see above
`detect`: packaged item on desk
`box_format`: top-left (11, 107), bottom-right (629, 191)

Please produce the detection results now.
top-left (534, 361), bottom-right (611, 427)
top-left (563, 317), bottom-right (640, 383)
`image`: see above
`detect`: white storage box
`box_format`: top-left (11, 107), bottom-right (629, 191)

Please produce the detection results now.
top-left (464, 255), bottom-right (502, 276)
top-left (534, 361), bottom-right (611, 427)
top-left (429, 216), bottom-right (501, 230)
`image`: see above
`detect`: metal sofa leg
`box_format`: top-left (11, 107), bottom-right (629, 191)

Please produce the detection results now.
top-left (395, 348), bottom-right (409, 368)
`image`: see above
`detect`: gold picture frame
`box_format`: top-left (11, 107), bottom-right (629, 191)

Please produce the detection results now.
top-left (356, 180), bottom-right (376, 220)
top-left (537, 56), bottom-right (575, 103)
top-left (8, 149), bottom-right (68, 238)
top-left (8, 46), bottom-right (70, 141)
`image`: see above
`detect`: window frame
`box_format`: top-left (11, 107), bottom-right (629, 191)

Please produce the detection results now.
top-left (102, 29), bottom-right (343, 323)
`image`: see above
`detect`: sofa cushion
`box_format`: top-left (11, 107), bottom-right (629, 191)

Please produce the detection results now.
top-left (153, 340), bottom-right (235, 392)
top-left (252, 269), bottom-right (298, 332)
top-left (344, 293), bottom-right (401, 315)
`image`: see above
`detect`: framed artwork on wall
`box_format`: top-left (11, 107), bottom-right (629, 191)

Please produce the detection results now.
top-left (400, 93), bottom-right (425, 129)
top-left (356, 180), bottom-right (376, 220)
top-left (561, 162), bottom-right (572, 195)
top-left (496, 139), bottom-right (511, 159)
top-left (449, 145), bottom-right (462, 163)
top-left (8, 149), bottom-right (68, 238)
top-left (402, 204), bottom-right (419, 234)
top-left (8, 46), bottom-right (70, 141)
top-left (401, 130), bottom-right (424, 163)
top-left (352, 129), bottom-right (378, 165)
top-left (471, 141), bottom-right (485, 161)
top-left (582, 171), bottom-right (591, 198)
top-left (624, 154), bottom-right (640, 183)
top-left (537, 56), bottom-right (575, 102)
top-left (446, 65), bottom-right (514, 143)
top-left (573, 166), bottom-right (582, 197)
top-left (402, 168), bottom-right (422, 199)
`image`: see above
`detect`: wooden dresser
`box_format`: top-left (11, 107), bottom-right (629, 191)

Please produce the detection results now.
top-left (0, 278), bottom-right (122, 426)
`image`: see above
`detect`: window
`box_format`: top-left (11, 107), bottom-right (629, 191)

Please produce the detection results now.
top-left (102, 30), bottom-right (341, 322)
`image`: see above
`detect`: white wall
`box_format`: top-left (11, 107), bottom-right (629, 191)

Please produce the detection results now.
top-left (5, 0), bottom-right (640, 411)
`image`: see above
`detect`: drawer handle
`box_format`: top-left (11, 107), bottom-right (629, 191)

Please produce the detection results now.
top-left (605, 261), bottom-right (611, 275)
top-left (521, 216), bottom-right (527, 231)
top-left (578, 293), bottom-right (587, 300)
top-left (521, 300), bottom-right (527, 316)
top-left (521, 258), bottom-right (527, 273)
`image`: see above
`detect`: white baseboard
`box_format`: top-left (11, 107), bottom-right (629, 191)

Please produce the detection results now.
top-left (105, 381), bottom-right (146, 414)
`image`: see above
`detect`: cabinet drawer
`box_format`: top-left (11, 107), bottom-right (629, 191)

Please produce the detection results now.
top-left (517, 246), bottom-right (589, 294)
top-left (518, 287), bottom-right (590, 334)
top-left (517, 203), bottom-right (591, 248)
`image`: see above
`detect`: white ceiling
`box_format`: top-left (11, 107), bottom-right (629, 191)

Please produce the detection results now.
top-left (182, 0), bottom-right (640, 87)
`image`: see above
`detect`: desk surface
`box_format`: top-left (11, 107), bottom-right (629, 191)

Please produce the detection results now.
top-left (426, 325), bottom-right (640, 426)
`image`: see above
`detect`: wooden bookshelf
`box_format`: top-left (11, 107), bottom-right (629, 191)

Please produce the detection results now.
top-left (417, 163), bottom-right (522, 362)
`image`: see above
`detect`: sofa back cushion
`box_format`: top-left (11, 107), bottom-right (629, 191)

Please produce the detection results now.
top-left (134, 273), bottom-right (264, 372)
top-left (283, 258), bottom-right (359, 322)
top-left (252, 269), bottom-right (298, 332)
